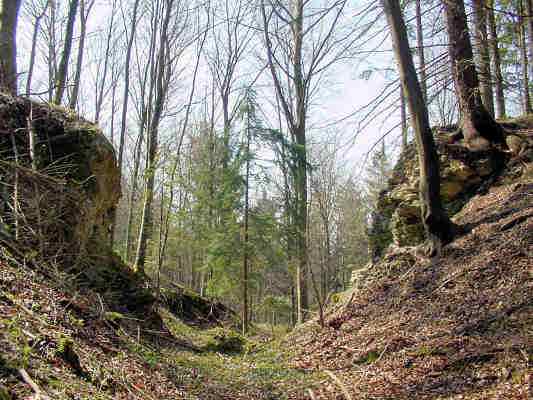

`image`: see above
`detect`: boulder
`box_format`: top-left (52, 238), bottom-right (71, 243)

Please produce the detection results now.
top-left (0, 94), bottom-right (120, 264)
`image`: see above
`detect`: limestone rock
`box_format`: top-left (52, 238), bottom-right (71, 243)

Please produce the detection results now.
top-left (368, 129), bottom-right (516, 259)
top-left (0, 94), bottom-right (120, 262)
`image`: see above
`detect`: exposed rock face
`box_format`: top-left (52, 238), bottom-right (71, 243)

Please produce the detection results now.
top-left (0, 94), bottom-right (120, 261)
top-left (368, 119), bottom-right (533, 260)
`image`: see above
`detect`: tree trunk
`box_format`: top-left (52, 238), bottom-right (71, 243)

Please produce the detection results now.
top-left (526, 0), bottom-right (533, 100)
top-left (134, 0), bottom-right (173, 273)
top-left (54, 0), bottom-right (78, 105)
top-left (26, 4), bottom-right (48, 96)
top-left (415, 0), bottom-right (427, 101)
top-left (472, 0), bottom-right (495, 116)
top-left (519, 0), bottom-right (532, 114)
top-left (94, 0), bottom-right (117, 123)
top-left (242, 107), bottom-right (251, 335)
top-left (292, 0), bottom-right (309, 324)
top-left (118, 0), bottom-right (140, 173)
top-left (487, 0), bottom-right (506, 118)
top-left (47, 0), bottom-right (57, 103)
top-left (443, 0), bottom-right (504, 151)
top-left (382, 0), bottom-right (455, 254)
top-left (400, 85), bottom-right (408, 150)
top-left (124, 133), bottom-right (143, 262)
top-left (0, 0), bottom-right (22, 94)
top-left (69, 0), bottom-right (93, 109)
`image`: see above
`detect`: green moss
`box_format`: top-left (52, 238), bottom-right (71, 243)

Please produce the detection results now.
top-left (413, 345), bottom-right (446, 358)
top-left (103, 312), bottom-right (125, 322)
top-left (354, 350), bottom-right (380, 365)
top-left (203, 327), bottom-right (245, 353)
top-left (56, 335), bottom-right (74, 357)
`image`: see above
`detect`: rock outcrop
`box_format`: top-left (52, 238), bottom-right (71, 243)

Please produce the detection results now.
top-left (368, 116), bottom-right (533, 260)
top-left (0, 94), bottom-right (120, 262)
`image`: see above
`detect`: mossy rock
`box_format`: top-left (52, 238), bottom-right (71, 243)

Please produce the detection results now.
top-left (161, 285), bottom-right (238, 328)
top-left (0, 94), bottom-right (120, 263)
top-left (203, 327), bottom-right (245, 354)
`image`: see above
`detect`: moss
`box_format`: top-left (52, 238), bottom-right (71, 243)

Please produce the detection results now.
top-left (354, 350), bottom-right (380, 365)
top-left (103, 311), bottom-right (125, 322)
top-left (413, 345), bottom-right (446, 358)
top-left (161, 286), bottom-right (237, 327)
top-left (203, 327), bottom-right (246, 354)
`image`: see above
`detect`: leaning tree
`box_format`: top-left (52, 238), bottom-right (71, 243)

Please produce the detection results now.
top-left (382, 0), bottom-right (455, 255)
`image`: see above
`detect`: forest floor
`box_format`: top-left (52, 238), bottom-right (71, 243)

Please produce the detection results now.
top-left (287, 180), bottom-right (532, 399)
top-left (0, 178), bottom-right (532, 399)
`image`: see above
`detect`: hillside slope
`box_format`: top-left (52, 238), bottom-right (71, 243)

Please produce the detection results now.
top-left (288, 180), bottom-right (532, 399)
top-left (2, 167), bottom-right (528, 400)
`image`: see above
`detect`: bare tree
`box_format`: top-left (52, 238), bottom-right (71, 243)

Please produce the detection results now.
top-left (204, 0), bottom-right (254, 164)
top-left (518, 0), bottom-right (532, 114)
top-left (94, 0), bottom-right (117, 122)
top-left (0, 0), bottom-right (22, 94)
top-left (487, 0), bottom-right (505, 118)
top-left (25, 0), bottom-right (49, 96)
top-left (134, 0), bottom-right (192, 273)
top-left (54, 0), bottom-right (79, 104)
top-left (261, 0), bottom-right (348, 323)
top-left (118, 0), bottom-right (141, 172)
top-left (69, 0), bottom-right (95, 109)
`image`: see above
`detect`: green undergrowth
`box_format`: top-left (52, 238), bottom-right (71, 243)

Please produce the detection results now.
top-left (158, 308), bottom-right (322, 398)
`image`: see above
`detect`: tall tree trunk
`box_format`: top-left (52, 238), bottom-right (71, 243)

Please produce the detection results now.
top-left (242, 107), bottom-right (250, 335)
top-left (94, 0), bottom-right (117, 123)
top-left (124, 133), bottom-right (143, 261)
top-left (26, 4), bottom-right (49, 96)
top-left (519, 0), bottom-right (532, 113)
top-left (0, 0), bottom-right (22, 95)
top-left (526, 0), bottom-right (533, 99)
top-left (54, 0), bottom-right (78, 105)
top-left (69, 0), bottom-right (93, 109)
top-left (443, 0), bottom-right (504, 151)
top-left (487, 0), bottom-right (506, 118)
top-left (382, 0), bottom-right (455, 254)
top-left (134, 0), bottom-right (173, 274)
top-left (118, 0), bottom-right (140, 173)
top-left (415, 0), bottom-right (427, 101)
top-left (47, 0), bottom-right (57, 103)
top-left (472, 0), bottom-right (495, 116)
top-left (262, 0), bottom-right (308, 323)
top-left (292, 0), bottom-right (309, 325)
